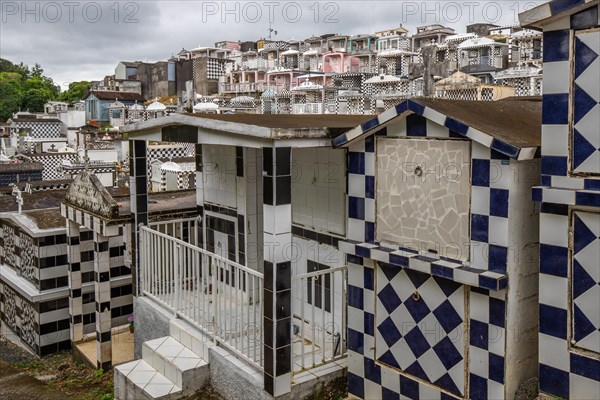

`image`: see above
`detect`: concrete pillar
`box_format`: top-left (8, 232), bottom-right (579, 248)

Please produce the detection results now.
top-left (262, 146), bottom-right (292, 397)
top-left (94, 231), bottom-right (111, 370)
top-left (67, 220), bottom-right (83, 343)
top-left (129, 139), bottom-right (148, 296)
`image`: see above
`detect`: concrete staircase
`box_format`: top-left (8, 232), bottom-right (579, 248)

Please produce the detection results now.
top-left (114, 319), bottom-right (211, 400)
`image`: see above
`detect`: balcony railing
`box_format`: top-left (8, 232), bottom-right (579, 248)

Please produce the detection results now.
top-left (140, 224), bottom-right (264, 368)
top-left (220, 82), bottom-right (269, 93)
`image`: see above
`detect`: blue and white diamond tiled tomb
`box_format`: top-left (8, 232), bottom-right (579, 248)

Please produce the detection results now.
top-left (572, 211), bottom-right (600, 355)
top-left (375, 264), bottom-right (465, 397)
top-left (573, 30), bottom-right (600, 175)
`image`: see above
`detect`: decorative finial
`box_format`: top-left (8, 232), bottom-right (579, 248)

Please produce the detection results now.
top-left (83, 154), bottom-right (90, 172)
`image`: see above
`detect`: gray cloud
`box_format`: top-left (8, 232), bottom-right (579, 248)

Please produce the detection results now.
top-left (0, 1), bottom-right (544, 89)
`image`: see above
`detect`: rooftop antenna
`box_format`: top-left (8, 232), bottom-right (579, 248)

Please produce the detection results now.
top-left (268, 22), bottom-right (277, 40)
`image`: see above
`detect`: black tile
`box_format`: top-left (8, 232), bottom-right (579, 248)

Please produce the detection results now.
top-left (275, 147), bottom-right (291, 176)
top-left (263, 148), bottom-right (273, 176)
top-left (291, 225), bottom-right (304, 237)
top-left (264, 261), bottom-right (273, 288)
top-left (275, 289), bottom-right (291, 319)
top-left (276, 262), bottom-right (291, 291)
top-left (264, 344), bottom-right (274, 376)
top-left (275, 176), bottom-right (291, 205)
top-left (263, 176), bottom-right (273, 205)
top-left (264, 288), bottom-right (273, 320)
top-left (275, 345), bottom-right (291, 376)
top-left (71, 288), bottom-right (81, 298)
top-left (264, 371), bottom-right (274, 396)
top-left (275, 318), bottom-right (291, 349)
top-left (264, 316), bottom-right (273, 347)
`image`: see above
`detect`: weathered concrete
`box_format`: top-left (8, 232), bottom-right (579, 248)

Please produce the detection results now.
top-left (133, 297), bottom-right (172, 359)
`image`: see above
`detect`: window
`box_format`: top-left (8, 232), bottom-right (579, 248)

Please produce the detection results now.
top-left (306, 260), bottom-right (331, 312)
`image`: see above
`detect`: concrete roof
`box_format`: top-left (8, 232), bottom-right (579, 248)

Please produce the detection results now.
top-left (123, 113), bottom-right (374, 141)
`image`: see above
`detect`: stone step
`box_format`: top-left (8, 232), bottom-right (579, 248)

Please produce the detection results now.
top-left (169, 317), bottom-right (215, 362)
top-left (142, 336), bottom-right (209, 392)
top-left (114, 359), bottom-right (182, 400)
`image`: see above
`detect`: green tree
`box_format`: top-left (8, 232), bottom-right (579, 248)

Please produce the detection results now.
top-left (0, 72), bottom-right (23, 120)
top-left (59, 81), bottom-right (91, 103)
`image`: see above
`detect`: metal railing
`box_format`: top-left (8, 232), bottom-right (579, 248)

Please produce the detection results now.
top-left (140, 225), bottom-right (264, 368)
top-left (291, 266), bottom-right (347, 373)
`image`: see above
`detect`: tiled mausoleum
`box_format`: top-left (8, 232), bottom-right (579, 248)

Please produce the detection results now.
top-left (334, 98), bottom-right (542, 399)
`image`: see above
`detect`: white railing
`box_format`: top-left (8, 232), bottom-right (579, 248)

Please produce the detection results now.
top-left (292, 103), bottom-right (323, 114)
top-left (291, 266), bottom-right (347, 374)
top-left (149, 217), bottom-right (201, 247)
top-left (140, 225), bottom-right (264, 368)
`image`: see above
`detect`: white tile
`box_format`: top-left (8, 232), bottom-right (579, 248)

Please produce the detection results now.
top-left (488, 216), bottom-right (509, 248)
top-left (471, 186), bottom-right (490, 216)
top-left (540, 213), bottom-right (569, 247)
top-left (467, 128), bottom-right (494, 149)
top-left (469, 346), bottom-right (489, 377)
top-left (144, 382), bottom-right (176, 398)
top-left (364, 379), bottom-right (383, 400)
top-left (128, 369), bottom-right (157, 387)
top-left (539, 274), bottom-right (568, 310)
top-left (426, 119), bottom-right (449, 138)
top-left (470, 241), bottom-right (489, 270)
top-left (380, 366), bottom-right (400, 393)
top-left (470, 291), bottom-right (490, 323)
top-left (348, 174), bottom-right (366, 197)
top-left (543, 188), bottom-right (576, 205)
top-left (570, 372), bottom-right (600, 399)
top-left (453, 268), bottom-right (479, 287)
top-left (541, 125), bottom-right (569, 157)
top-left (543, 61), bottom-right (571, 94)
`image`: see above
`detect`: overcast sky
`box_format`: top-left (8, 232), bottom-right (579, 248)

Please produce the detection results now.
top-left (0, 1), bottom-right (544, 89)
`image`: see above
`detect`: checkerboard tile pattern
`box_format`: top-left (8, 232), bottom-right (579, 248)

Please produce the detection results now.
top-left (375, 265), bottom-right (465, 397)
top-left (571, 211), bottom-right (600, 354)
top-left (572, 30), bottom-right (600, 175)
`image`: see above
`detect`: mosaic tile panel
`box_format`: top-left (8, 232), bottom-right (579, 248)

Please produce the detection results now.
top-left (19, 232), bottom-right (36, 283)
top-left (376, 138), bottom-right (471, 261)
top-left (3, 225), bottom-right (16, 267)
top-left (572, 30), bottom-right (600, 175)
top-left (572, 211), bottom-right (600, 354)
top-left (21, 300), bottom-right (36, 349)
top-left (375, 265), bottom-right (466, 397)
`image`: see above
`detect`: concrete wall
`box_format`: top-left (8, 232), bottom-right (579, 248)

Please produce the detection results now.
top-left (133, 296), bottom-right (172, 358)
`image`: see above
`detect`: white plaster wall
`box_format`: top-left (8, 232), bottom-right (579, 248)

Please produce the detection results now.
top-left (203, 145), bottom-right (237, 209)
top-left (291, 148), bottom-right (346, 236)
top-left (504, 158), bottom-right (541, 399)
top-left (87, 149), bottom-right (118, 162)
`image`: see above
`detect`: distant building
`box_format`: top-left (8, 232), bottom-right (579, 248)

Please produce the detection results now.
top-left (84, 91), bottom-right (146, 124)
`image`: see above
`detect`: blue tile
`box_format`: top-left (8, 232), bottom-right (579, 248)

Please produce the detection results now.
top-left (449, 129), bottom-right (463, 138)
top-left (365, 222), bottom-right (375, 242)
top-left (444, 117), bottom-right (469, 136)
top-left (407, 114), bottom-right (427, 137)
top-left (489, 353), bottom-right (505, 384)
top-left (539, 304), bottom-right (567, 340)
top-left (378, 284), bottom-right (402, 314)
top-left (348, 196), bottom-right (365, 220)
top-left (400, 375), bottom-right (419, 400)
top-left (540, 244), bottom-right (568, 277)
top-left (571, 352), bottom-right (600, 382)
top-left (348, 328), bottom-right (364, 353)
top-left (479, 274), bottom-right (500, 290)
top-left (574, 213), bottom-right (598, 254)
top-left (575, 35), bottom-right (600, 78)
top-left (550, 0), bottom-right (585, 15)
top-left (364, 357), bottom-right (381, 384)
top-left (573, 259), bottom-right (596, 299)
top-left (571, 5), bottom-right (599, 29)
top-left (541, 202), bottom-right (569, 215)
top-left (433, 336), bottom-right (462, 369)
top-left (469, 373), bottom-right (488, 400)
top-left (347, 254), bottom-right (363, 265)
top-left (381, 387), bottom-right (400, 400)
top-left (395, 100), bottom-right (409, 114)
top-left (542, 156), bottom-right (567, 176)
top-left (332, 133), bottom-right (347, 148)
top-left (348, 372), bottom-right (365, 399)
top-left (584, 179), bottom-right (600, 190)
top-left (364, 312), bottom-right (375, 336)
top-left (576, 191), bottom-right (600, 207)
top-left (532, 187), bottom-right (543, 202)
top-left (539, 363), bottom-right (569, 399)
top-left (574, 83), bottom-right (598, 123)
top-left (404, 327), bottom-right (431, 358)
top-left (404, 294), bottom-right (431, 323)
top-left (390, 253), bottom-right (409, 267)
top-left (434, 373), bottom-right (462, 397)
top-left (364, 268), bottom-right (374, 290)
top-left (472, 159), bottom-right (490, 186)
top-left (491, 139), bottom-right (520, 159)
top-left (379, 349), bottom-right (401, 370)
top-left (365, 135), bottom-right (375, 152)
top-left (543, 30), bottom-right (570, 62)
top-left (433, 300), bottom-right (463, 334)
top-left (490, 188), bottom-right (509, 218)
top-left (541, 175), bottom-right (552, 186)
top-left (542, 93), bottom-right (569, 125)
top-left (489, 297), bottom-right (506, 328)
top-left (471, 214), bottom-right (489, 243)
top-left (355, 245), bottom-right (371, 258)
top-left (573, 303), bottom-right (596, 342)
top-left (404, 360), bottom-right (429, 382)
top-left (380, 262), bottom-right (402, 281)
top-left (488, 245), bottom-right (508, 273)
top-left (348, 285), bottom-right (364, 309)
top-left (407, 100), bottom-right (424, 115)
top-left (470, 319), bottom-right (489, 349)
top-left (433, 275), bottom-right (463, 297)
top-left (431, 263), bottom-right (454, 280)
top-left (365, 175), bottom-right (375, 198)
top-left (378, 316), bottom-right (403, 347)
top-left (361, 117), bottom-right (380, 132)
top-left (348, 152), bottom-right (365, 174)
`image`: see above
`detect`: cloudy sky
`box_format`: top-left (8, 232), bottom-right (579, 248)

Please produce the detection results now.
top-left (0, 1), bottom-right (544, 89)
